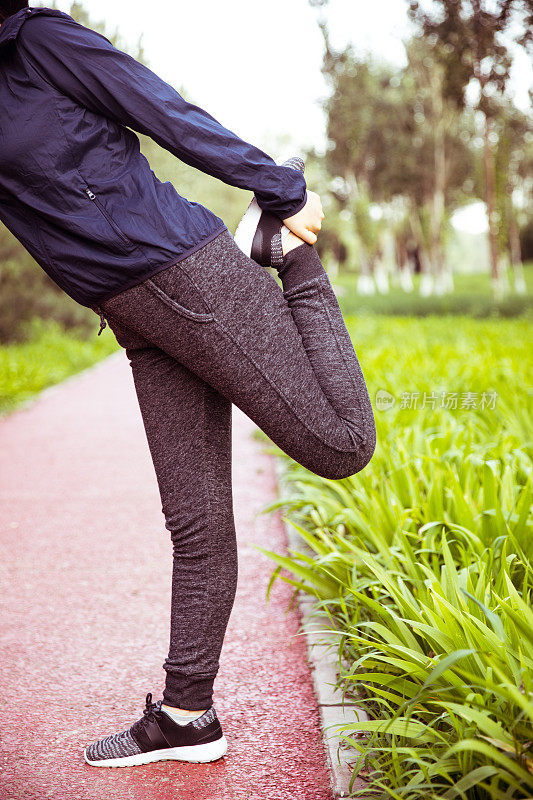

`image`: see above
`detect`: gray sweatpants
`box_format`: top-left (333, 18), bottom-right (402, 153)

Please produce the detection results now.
top-left (96, 228), bottom-right (376, 710)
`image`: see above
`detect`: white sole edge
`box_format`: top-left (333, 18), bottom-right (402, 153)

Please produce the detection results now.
top-left (233, 198), bottom-right (261, 257)
top-left (234, 200), bottom-right (291, 260)
top-left (83, 735), bottom-right (228, 767)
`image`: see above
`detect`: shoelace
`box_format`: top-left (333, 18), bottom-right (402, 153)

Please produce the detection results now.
top-left (130, 692), bottom-right (162, 736)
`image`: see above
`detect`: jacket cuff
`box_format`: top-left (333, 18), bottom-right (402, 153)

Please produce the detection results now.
top-left (279, 190), bottom-right (308, 221)
top-left (256, 189), bottom-right (308, 221)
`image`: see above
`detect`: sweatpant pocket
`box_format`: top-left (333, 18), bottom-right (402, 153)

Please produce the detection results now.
top-left (145, 263), bottom-right (215, 323)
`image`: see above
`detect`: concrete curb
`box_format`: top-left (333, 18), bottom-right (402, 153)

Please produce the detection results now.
top-left (272, 457), bottom-right (369, 799)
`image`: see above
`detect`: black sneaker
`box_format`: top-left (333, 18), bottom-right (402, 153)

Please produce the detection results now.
top-left (234, 156), bottom-right (305, 268)
top-left (83, 692), bottom-right (227, 767)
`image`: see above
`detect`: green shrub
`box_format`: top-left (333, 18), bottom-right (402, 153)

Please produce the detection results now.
top-left (0, 232), bottom-right (97, 344)
top-left (0, 317), bottom-right (119, 415)
top-left (333, 266), bottom-right (533, 319)
top-left (259, 315), bottom-right (533, 799)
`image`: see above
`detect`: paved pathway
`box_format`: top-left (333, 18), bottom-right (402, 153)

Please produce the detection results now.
top-left (0, 351), bottom-right (333, 800)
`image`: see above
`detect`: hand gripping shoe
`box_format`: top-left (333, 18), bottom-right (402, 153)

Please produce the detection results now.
top-left (234, 156), bottom-right (306, 268)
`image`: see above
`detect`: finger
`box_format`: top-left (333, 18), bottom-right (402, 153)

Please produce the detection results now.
top-left (295, 227), bottom-right (314, 244)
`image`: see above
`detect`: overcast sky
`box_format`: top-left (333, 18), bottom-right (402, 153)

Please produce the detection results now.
top-left (36, 0), bottom-right (532, 158)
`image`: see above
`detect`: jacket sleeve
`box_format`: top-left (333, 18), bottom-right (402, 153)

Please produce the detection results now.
top-left (18, 14), bottom-right (308, 220)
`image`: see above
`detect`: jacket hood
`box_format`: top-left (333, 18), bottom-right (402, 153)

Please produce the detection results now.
top-left (0, 6), bottom-right (68, 53)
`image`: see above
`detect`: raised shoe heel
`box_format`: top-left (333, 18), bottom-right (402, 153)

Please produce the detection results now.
top-left (234, 197), bottom-right (262, 257)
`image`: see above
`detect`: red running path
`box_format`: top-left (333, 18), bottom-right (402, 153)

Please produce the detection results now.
top-left (0, 351), bottom-right (333, 800)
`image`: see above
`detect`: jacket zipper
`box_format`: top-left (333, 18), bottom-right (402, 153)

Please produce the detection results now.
top-left (83, 186), bottom-right (132, 250)
top-left (95, 306), bottom-right (107, 336)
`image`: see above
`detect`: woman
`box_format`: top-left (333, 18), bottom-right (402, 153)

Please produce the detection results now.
top-left (0, 1), bottom-right (376, 767)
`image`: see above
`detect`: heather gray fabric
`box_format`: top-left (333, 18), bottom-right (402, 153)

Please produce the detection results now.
top-left (98, 228), bottom-right (376, 710)
top-left (85, 727), bottom-right (142, 761)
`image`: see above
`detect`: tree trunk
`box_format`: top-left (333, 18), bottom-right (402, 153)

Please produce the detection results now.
top-left (430, 74), bottom-right (450, 294)
top-left (408, 206), bottom-right (433, 295)
top-left (328, 251), bottom-right (339, 281)
top-left (508, 207), bottom-right (526, 294)
top-left (356, 246), bottom-right (376, 295)
top-left (506, 163), bottom-right (526, 295)
top-left (483, 114), bottom-right (503, 299)
top-left (395, 235), bottom-right (414, 292)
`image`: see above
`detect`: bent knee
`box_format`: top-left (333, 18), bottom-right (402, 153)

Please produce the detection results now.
top-left (314, 428), bottom-right (377, 481)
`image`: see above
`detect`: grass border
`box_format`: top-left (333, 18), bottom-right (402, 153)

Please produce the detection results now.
top-left (272, 455), bottom-right (371, 799)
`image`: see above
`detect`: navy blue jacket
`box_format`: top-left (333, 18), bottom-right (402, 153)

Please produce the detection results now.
top-left (0, 7), bottom-right (307, 309)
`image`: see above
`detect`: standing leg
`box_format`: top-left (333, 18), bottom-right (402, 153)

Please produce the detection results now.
top-left (83, 223), bottom-right (377, 763)
top-left (103, 314), bottom-right (237, 711)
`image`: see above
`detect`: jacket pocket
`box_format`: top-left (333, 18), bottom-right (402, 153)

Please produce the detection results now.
top-left (83, 185), bottom-right (136, 254)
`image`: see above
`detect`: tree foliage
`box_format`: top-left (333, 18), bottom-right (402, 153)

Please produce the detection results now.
top-left (310, 0), bottom-right (531, 297)
top-left (408, 0), bottom-right (532, 293)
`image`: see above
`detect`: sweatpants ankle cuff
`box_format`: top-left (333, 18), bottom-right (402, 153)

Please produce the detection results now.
top-left (277, 242), bottom-right (325, 292)
top-left (163, 671), bottom-right (215, 710)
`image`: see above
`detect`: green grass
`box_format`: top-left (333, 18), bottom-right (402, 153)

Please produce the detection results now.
top-left (258, 314), bottom-right (533, 799)
top-left (0, 317), bottom-right (119, 416)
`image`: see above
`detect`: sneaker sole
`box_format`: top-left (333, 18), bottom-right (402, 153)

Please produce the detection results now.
top-left (83, 735), bottom-right (228, 767)
top-left (234, 197), bottom-right (262, 257)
